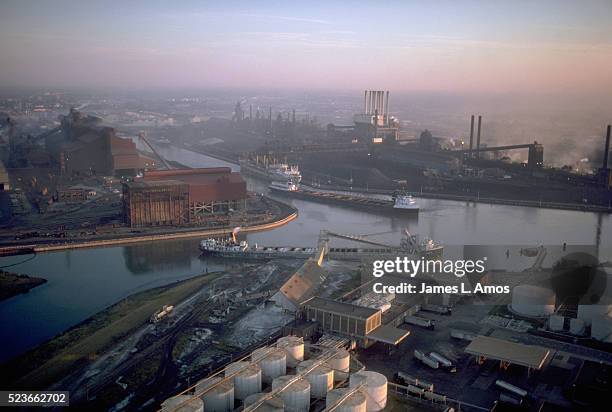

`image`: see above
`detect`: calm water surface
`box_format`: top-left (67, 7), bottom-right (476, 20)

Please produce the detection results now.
top-left (0, 147), bottom-right (610, 362)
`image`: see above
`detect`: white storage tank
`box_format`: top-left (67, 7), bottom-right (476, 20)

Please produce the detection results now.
top-left (591, 314), bottom-right (612, 342)
top-left (161, 395), bottom-right (204, 412)
top-left (326, 388), bottom-right (367, 412)
top-left (244, 393), bottom-right (285, 412)
top-left (297, 360), bottom-right (334, 398)
top-left (548, 315), bottom-right (564, 331)
top-left (277, 336), bottom-right (305, 367)
top-left (253, 347), bottom-right (287, 384)
top-left (327, 348), bottom-right (350, 382)
top-left (225, 362), bottom-right (262, 401)
top-left (195, 377), bottom-right (234, 412)
top-left (349, 371), bottom-right (387, 412)
top-left (569, 318), bottom-right (586, 336)
top-left (272, 375), bottom-right (311, 412)
top-left (577, 305), bottom-right (612, 326)
top-left (511, 285), bottom-right (556, 317)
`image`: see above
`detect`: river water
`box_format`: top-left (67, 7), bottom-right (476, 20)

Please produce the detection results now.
top-left (0, 146), bottom-right (610, 363)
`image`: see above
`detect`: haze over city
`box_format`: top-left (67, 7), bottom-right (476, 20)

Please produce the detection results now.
top-left (1, 0), bottom-right (612, 95)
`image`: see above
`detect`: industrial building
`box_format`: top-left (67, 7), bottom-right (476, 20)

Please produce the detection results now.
top-left (46, 109), bottom-right (143, 175)
top-left (123, 180), bottom-right (190, 227)
top-left (123, 167), bottom-right (247, 227)
top-left (465, 336), bottom-right (551, 372)
top-left (299, 296), bottom-right (410, 348)
top-left (271, 258), bottom-right (327, 312)
top-left (353, 90), bottom-right (399, 144)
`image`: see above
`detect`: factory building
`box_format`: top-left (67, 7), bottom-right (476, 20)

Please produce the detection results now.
top-left (299, 297), bottom-right (410, 348)
top-left (123, 180), bottom-right (190, 227)
top-left (301, 297), bottom-right (381, 339)
top-left (123, 167), bottom-right (247, 227)
top-left (47, 109), bottom-right (143, 176)
top-left (353, 90), bottom-right (399, 144)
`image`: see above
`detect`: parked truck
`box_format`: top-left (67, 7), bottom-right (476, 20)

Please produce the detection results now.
top-left (405, 315), bottom-right (435, 330)
top-left (422, 304), bottom-right (452, 315)
top-left (429, 352), bottom-right (457, 373)
top-left (394, 372), bottom-right (434, 391)
top-left (414, 349), bottom-right (440, 369)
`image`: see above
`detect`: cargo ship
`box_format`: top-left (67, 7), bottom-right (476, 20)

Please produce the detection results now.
top-left (269, 180), bottom-right (419, 214)
top-left (239, 158), bottom-right (302, 183)
top-left (200, 228), bottom-right (442, 261)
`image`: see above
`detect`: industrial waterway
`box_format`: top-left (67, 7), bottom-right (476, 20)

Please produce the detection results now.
top-left (0, 146), bottom-right (611, 363)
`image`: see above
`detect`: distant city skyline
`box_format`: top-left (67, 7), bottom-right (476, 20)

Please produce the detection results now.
top-left (1, 0), bottom-right (611, 95)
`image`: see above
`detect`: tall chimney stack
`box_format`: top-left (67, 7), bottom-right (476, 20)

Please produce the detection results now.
top-left (364, 90), bottom-right (367, 114)
top-left (469, 115), bottom-right (474, 157)
top-left (476, 115), bottom-right (482, 159)
top-left (385, 91), bottom-right (389, 125)
top-left (604, 124), bottom-right (611, 169)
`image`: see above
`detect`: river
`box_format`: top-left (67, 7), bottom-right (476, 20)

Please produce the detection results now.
top-left (0, 146), bottom-right (610, 363)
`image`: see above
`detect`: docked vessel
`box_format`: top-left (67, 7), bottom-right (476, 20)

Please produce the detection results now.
top-left (240, 157), bottom-right (302, 183)
top-left (269, 182), bottom-right (419, 215)
top-left (200, 228), bottom-right (442, 261)
top-left (199, 238), bottom-right (316, 259)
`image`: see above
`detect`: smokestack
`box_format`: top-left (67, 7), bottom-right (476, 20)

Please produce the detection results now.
top-left (249, 104), bottom-right (252, 120)
top-left (604, 124), bottom-right (611, 169)
top-left (364, 90), bottom-right (367, 114)
top-left (385, 91), bottom-right (389, 125)
top-left (469, 115), bottom-right (474, 157)
top-left (369, 91), bottom-right (374, 115)
top-left (292, 109), bottom-right (296, 124)
top-left (476, 115), bottom-right (482, 159)
top-left (378, 91), bottom-right (383, 115)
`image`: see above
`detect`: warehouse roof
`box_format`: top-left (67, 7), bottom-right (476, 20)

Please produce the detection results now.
top-left (126, 179), bottom-right (187, 189)
top-left (465, 336), bottom-right (551, 370)
top-left (302, 297), bottom-right (380, 320)
top-left (367, 324), bottom-right (410, 345)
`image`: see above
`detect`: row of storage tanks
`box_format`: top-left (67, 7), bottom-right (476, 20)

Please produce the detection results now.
top-left (511, 285), bottom-right (612, 342)
top-left (161, 336), bottom-right (388, 412)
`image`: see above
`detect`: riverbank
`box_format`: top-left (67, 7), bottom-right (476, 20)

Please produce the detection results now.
top-left (298, 183), bottom-right (612, 214)
top-left (175, 144), bottom-right (612, 214)
top-left (1, 272), bottom-right (220, 390)
top-left (0, 270), bottom-right (46, 301)
top-left (0, 199), bottom-right (298, 256)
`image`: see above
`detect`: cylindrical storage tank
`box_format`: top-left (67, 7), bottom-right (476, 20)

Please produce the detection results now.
top-left (577, 305), bottom-right (612, 326)
top-left (272, 375), bottom-right (310, 412)
top-left (326, 388), bottom-right (367, 412)
top-left (349, 371), bottom-right (387, 412)
top-left (195, 377), bottom-right (234, 412)
top-left (511, 285), bottom-right (556, 317)
top-left (548, 315), bottom-right (564, 331)
top-left (327, 348), bottom-right (350, 382)
top-left (161, 395), bottom-right (204, 412)
top-left (253, 347), bottom-right (287, 384)
top-left (591, 315), bottom-right (612, 342)
top-left (244, 393), bottom-right (285, 412)
top-left (297, 360), bottom-right (334, 398)
top-left (224, 362), bottom-right (261, 401)
top-left (277, 336), bottom-right (305, 367)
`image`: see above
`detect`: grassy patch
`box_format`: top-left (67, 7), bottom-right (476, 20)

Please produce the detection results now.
top-left (4, 272), bottom-right (220, 389)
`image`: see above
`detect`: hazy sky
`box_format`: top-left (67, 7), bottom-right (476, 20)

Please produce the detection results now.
top-left (1, 0), bottom-right (611, 94)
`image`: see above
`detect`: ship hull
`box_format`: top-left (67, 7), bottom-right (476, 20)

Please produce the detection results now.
top-left (269, 186), bottom-right (419, 215)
